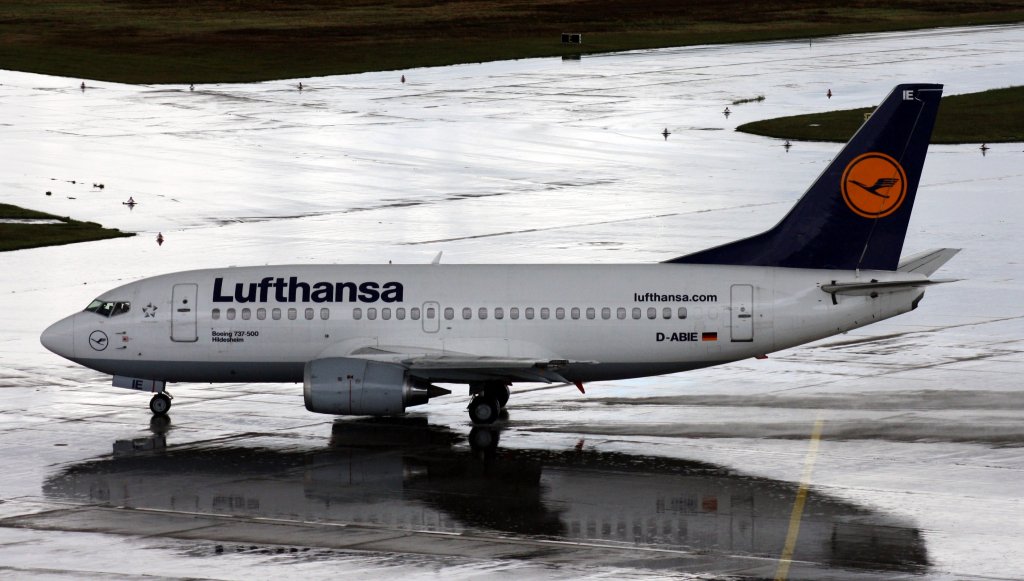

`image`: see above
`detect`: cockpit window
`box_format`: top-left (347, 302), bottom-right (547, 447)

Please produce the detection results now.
top-left (85, 300), bottom-right (131, 317)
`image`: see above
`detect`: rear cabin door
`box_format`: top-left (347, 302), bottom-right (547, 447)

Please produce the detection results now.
top-left (730, 284), bottom-right (754, 342)
top-left (171, 283), bottom-right (199, 342)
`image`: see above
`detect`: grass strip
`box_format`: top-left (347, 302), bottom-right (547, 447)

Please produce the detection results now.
top-left (737, 86), bottom-right (1024, 143)
top-left (0, 204), bottom-right (134, 252)
top-left (1, 1), bottom-right (1023, 84)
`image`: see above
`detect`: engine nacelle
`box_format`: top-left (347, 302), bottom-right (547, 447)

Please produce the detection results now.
top-left (303, 357), bottom-right (447, 416)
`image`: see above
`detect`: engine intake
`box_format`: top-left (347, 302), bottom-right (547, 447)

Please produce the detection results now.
top-left (303, 357), bottom-right (448, 416)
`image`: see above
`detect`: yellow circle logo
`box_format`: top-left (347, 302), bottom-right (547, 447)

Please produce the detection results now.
top-left (841, 152), bottom-right (907, 219)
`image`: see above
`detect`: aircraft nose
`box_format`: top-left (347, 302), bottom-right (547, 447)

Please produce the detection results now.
top-left (41, 315), bottom-right (75, 359)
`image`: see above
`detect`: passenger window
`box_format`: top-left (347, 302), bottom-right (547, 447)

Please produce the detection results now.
top-left (353, 308), bottom-right (362, 320)
top-left (397, 308), bottom-right (406, 320)
top-left (647, 307), bottom-right (657, 319)
top-left (304, 308), bottom-right (314, 320)
top-left (212, 308), bottom-right (221, 320)
top-left (510, 307), bottom-right (519, 320)
top-left (320, 308), bottom-right (329, 320)
top-left (601, 307), bottom-right (611, 320)
top-left (444, 307), bottom-right (454, 320)
top-left (525, 307), bottom-right (535, 320)
top-left (586, 307), bottom-right (595, 320)
top-left (411, 307), bottom-right (421, 320)
top-left (571, 307), bottom-right (580, 320)
top-left (478, 307), bottom-right (488, 320)
top-left (617, 307), bottom-right (626, 320)
top-left (555, 307), bottom-right (565, 320)
top-left (383, 308), bottom-right (392, 320)
top-left (367, 308), bottom-right (377, 320)
top-left (241, 308), bottom-right (251, 320)
top-left (541, 307), bottom-right (550, 320)
top-left (462, 307), bottom-right (472, 320)
top-left (227, 308), bottom-right (236, 320)
top-left (257, 308), bottom-right (266, 320)
top-left (272, 308), bottom-right (281, 320)
top-left (663, 307), bottom-right (672, 319)
top-left (632, 307), bottom-right (641, 320)
top-left (426, 307), bottom-right (435, 319)
top-left (678, 307), bottom-right (687, 319)
top-left (495, 307), bottom-right (504, 320)
top-left (288, 308), bottom-right (297, 320)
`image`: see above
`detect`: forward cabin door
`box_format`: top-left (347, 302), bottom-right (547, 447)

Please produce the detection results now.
top-left (171, 283), bottom-right (199, 342)
top-left (730, 284), bottom-right (754, 342)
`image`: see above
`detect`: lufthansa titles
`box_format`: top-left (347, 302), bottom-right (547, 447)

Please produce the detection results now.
top-left (213, 277), bottom-right (404, 304)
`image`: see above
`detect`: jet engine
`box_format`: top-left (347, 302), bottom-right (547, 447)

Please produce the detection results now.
top-left (303, 357), bottom-right (449, 416)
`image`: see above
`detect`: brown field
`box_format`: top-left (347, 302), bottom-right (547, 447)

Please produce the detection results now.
top-left (1, 1), bottom-right (1023, 83)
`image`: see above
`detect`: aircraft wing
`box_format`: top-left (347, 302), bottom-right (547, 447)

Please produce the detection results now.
top-left (345, 344), bottom-right (587, 383)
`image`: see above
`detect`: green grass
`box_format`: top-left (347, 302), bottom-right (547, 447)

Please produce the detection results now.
top-left (737, 86), bottom-right (1024, 143)
top-left (1, 1), bottom-right (1024, 83)
top-left (0, 204), bottom-right (134, 252)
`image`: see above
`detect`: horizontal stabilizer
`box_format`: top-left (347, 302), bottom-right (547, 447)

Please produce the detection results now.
top-left (897, 248), bottom-right (961, 276)
top-left (821, 278), bottom-right (958, 297)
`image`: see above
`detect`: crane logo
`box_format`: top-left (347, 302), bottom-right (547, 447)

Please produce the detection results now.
top-left (88, 330), bottom-right (109, 351)
top-left (841, 152), bottom-right (907, 219)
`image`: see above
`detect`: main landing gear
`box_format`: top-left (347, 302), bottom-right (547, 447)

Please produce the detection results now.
top-left (149, 392), bottom-right (173, 416)
top-left (467, 382), bottom-right (510, 424)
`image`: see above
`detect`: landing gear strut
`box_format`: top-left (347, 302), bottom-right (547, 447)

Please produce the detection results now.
top-left (149, 392), bottom-right (172, 416)
top-left (467, 382), bottom-right (510, 424)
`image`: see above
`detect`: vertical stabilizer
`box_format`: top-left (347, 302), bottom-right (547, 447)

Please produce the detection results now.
top-left (668, 84), bottom-right (943, 270)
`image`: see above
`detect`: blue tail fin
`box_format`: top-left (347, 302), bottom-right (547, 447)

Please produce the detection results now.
top-left (667, 84), bottom-right (943, 270)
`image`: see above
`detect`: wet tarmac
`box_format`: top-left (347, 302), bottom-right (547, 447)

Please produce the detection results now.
top-left (2, 24), bottom-right (1024, 580)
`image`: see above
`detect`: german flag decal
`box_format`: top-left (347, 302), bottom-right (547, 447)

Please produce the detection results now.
top-left (702, 332), bottom-right (718, 342)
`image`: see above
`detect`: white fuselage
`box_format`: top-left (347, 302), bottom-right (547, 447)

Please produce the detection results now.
top-left (47, 263), bottom-right (925, 385)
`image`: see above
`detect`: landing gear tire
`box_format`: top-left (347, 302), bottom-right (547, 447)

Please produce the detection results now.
top-left (149, 393), bottom-right (171, 416)
top-left (468, 395), bottom-right (501, 424)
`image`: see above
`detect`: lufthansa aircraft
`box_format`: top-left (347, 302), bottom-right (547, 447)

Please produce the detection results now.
top-left (41, 84), bottom-right (957, 424)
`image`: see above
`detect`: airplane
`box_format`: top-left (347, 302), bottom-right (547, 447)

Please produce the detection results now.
top-left (41, 83), bottom-right (957, 425)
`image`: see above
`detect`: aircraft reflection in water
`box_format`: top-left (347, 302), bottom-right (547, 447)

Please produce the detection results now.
top-left (43, 420), bottom-right (928, 575)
